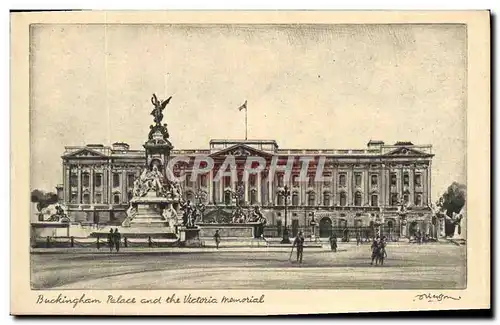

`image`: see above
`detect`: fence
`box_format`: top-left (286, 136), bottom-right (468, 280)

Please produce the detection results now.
top-left (31, 236), bottom-right (198, 249)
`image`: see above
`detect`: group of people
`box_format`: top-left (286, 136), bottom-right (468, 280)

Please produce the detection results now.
top-left (107, 228), bottom-right (122, 252)
top-left (370, 236), bottom-right (388, 266)
top-left (412, 231), bottom-right (431, 244)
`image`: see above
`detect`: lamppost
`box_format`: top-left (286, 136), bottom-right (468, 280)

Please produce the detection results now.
top-left (278, 185), bottom-right (291, 244)
top-left (309, 211), bottom-right (317, 242)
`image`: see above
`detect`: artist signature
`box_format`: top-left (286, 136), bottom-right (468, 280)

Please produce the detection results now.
top-left (413, 293), bottom-right (462, 303)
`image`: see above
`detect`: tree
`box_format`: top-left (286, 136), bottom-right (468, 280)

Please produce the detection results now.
top-left (31, 189), bottom-right (59, 221)
top-left (437, 182), bottom-right (466, 237)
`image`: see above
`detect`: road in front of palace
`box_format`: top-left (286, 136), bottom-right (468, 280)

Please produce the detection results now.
top-left (31, 242), bottom-right (465, 290)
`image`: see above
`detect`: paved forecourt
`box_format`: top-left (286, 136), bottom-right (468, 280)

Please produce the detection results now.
top-left (31, 242), bottom-right (466, 290)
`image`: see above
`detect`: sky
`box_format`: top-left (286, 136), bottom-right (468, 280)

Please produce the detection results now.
top-left (30, 24), bottom-right (466, 203)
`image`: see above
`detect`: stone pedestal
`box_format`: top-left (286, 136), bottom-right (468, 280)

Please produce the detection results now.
top-left (178, 226), bottom-right (202, 247)
top-left (198, 223), bottom-right (260, 238)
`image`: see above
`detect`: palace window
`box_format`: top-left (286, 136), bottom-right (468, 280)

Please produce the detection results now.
top-left (223, 176), bottom-right (231, 188)
top-left (94, 173), bottom-right (102, 187)
top-left (292, 174), bottom-right (299, 187)
top-left (403, 172), bottom-right (409, 186)
top-left (415, 194), bottom-right (422, 206)
top-left (323, 192), bottom-right (331, 206)
top-left (127, 174), bottom-right (135, 188)
top-left (277, 174), bottom-right (284, 187)
top-left (339, 173), bottom-right (347, 187)
top-left (113, 194), bottom-right (120, 204)
top-left (250, 190), bottom-right (257, 205)
top-left (292, 193), bottom-right (299, 206)
top-left (339, 192), bottom-right (347, 206)
top-left (185, 173), bottom-right (192, 184)
top-left (82, 193), bottom-right (90, 204)
top-left (224, 191), bottom-right (232, 205)
top-left (355, 173), bottom-right (362, 187)
top-left (371, 174), bottom-right (378, 186)
top-left (113, 173), bottom-right (120, 188)
top-left (390, 173), bottom-right (397, 186)
top-left (354, 192), bottom-right (362, 206)
top-left (371, 194), bottom-right (378, 207)
top-left (308, 174), bottom-right (315, 187)
top-left (82, 172), bottom-right (90, 187)
top-left (249, 174), bottom-right (256, 186)
top-left (415, 174), bottom-right (422, 187)
top-left (70, 174), bottom-right (78, 188)
top-left (403, 194), bottom-right (409, 204)
top-left (127, 191), bottom-right (133, 201)
top-left (200, 174), bottom-right (207, 187)
top-left (277, 195), bottom-right (284, 206)
top-left (391, 193), bottom-right (399, 206)
top-left (70, 192), bottom-right (77, 203)
top-left (95, 192), bottom-right (102, 204)
top-left (387, 220), bottom-right (394, 229)
top-left (308, 192), bottom-right (316, 206)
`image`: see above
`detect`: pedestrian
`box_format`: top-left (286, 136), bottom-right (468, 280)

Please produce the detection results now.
top-left (214, 230), bottom-right (221, 249)
top-left (356, 233), bottom-right (361, 246)
top-left (370, 237), bottom-right (380, 265)
top-left (293, 231), bottom-right (305, 264)
top-left (329, 233), bottom-right (337, 252)
top-left (114, 228), bottom-right (121, 252)
top-left (107, 228), bottom-right (114, 252)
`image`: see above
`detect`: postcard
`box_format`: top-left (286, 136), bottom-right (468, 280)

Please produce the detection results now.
top-left (10, 10), bottom-right (490, 315)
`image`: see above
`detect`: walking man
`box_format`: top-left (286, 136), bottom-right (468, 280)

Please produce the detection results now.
top-left (107, 228), bottom-right (114, 252)
top-left (329, 233), bottom-right (337, 252)
top-left (214, 230), bottom-right (221, 249)
top-left (356, 233), bottom-right (361, 246)
top-left (370, 237), bottom-right (380, 265)
top-left (293, 231), bottom-right (305, 264)
top-left (114, 228), bottom-right (121, 252)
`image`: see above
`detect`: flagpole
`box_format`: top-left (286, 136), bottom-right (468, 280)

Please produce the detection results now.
top-left (245, 104), bottom-right (248, 140)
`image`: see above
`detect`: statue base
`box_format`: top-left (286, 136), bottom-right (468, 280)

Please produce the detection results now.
top-left (126, 192), bottom-right (180, 229)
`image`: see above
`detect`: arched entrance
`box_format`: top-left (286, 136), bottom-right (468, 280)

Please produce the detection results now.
top-left (319, 217), bottom-right (332, 238)
top-left (409, 221), bottom-right (418, 237)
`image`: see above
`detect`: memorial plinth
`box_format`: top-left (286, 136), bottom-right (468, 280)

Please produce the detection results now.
top-left (198, 222), bottom-right (261, 238)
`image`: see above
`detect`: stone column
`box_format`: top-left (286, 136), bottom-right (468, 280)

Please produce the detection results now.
top-left (219, 173), bottom-right (224, 204)
top-left (90, 168), bottom-right (94, 204)
top-left (63, 164), bottom-right (70, 203)
top-left (347, 168), bottom-right (353, 205)
top-left (332, 167), bottom-right (337, 206)
top-left (363, 169), bottom-right (369, 205)
top-left (409, 168), bottom-right (415, 206)
top-left (257, 171), bottom-right (262, 204)
top-left (103, 167), bottom-right (108, 204)
top-left (108, 167), bottom-right (113, 205)
top-left (244, 172), bottom-right (249, 204)
top-left (268, 173), bottom-right (273, 205)
top-left (77, 166), bottom-right (82, 204)
top-left (427, 162), bottom-right (432, 206)
top-left (422, 167), bottom-right (428, 207)
top-left (122, 170), bottom-right (127, 203)
top-left (208, 170), bottom-right (213, 204)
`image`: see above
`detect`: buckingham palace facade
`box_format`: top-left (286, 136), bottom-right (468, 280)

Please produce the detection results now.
top-left (60, 139), bottom-right (434, 239)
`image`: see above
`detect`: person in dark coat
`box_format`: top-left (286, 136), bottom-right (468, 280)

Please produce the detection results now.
top-left (114, 228), bottom-right (121, 252)
top-left (107, 228), bottom-right (114, 252)
top-left (293, 231), bottom-right (305, 264)
top-left (370, 237), bottom-right (380, 265)
top-left (329, 234), bottom-right (338, 252)
top-left (356, 233), bottom-right (361, 246)
top-left (214, 230), bottom-right (221, 249)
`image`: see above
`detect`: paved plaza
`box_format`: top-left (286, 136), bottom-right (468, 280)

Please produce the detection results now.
top-left (31, 242), bottom-right (466, 290)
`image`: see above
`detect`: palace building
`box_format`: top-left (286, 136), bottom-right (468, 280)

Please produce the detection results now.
top-left (60, 139), bottom-right (435, 239)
